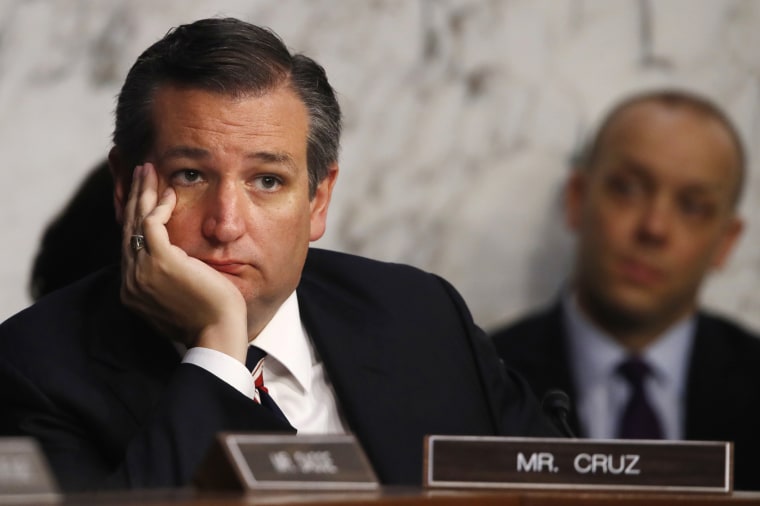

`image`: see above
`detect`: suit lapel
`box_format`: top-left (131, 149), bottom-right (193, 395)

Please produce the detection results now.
top-left (296, 279), bottom-right (391, 430)
top-left (684, 314), bottom-right (738, 439)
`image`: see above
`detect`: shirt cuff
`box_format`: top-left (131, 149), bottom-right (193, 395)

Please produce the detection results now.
top-left (182, 347), bottom-right (256, 399)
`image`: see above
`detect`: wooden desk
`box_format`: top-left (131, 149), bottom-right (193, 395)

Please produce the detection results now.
top-left (13, 488), bottom-right (759, 506)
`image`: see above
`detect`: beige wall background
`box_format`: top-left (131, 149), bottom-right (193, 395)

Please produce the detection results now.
top-left (2, 0), bottom-right (760, 334)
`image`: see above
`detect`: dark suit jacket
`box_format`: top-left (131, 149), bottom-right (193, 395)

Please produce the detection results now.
top-left (490, 302), bottom-right (760, 491)
top-left (0, 248), bottom-right (556, 491)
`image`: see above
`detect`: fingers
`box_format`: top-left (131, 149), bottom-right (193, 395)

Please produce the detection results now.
top-left (121, 165), bottom-right (143, 256)
top-left (122, 162), bottom-right (167, 280)
top-left (140, 163), bottom-right (177, 259)
top-left (136, 162), bottom-right (159, 234)
top-left (120, 163), bottom-right (178, 327)
top-left (120, 164), bottom-right (146, 313)
top-left (122, 163), bottom-right (177, 256)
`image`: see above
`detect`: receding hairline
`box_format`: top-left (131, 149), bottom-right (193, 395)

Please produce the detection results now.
top-left (579, 90), bottom-right (746, 207)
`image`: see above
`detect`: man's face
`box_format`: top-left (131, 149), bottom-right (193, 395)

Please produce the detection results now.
top-left (566, 101), bottom-right (743, 332)
top-left (135, 85), bottom-right (335, 319)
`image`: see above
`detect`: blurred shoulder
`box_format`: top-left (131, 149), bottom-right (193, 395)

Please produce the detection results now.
top-left (697, 311), bottom-right (760, 355)
top-left (489, 302), bottom-right (561, 344)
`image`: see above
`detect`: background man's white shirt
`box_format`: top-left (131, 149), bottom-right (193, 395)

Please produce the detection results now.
top-left (564, 291), bottom-right (695, 440)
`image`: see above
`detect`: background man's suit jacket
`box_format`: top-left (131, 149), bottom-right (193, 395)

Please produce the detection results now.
top-left (0, 248), bottom-right (555, 491)
top-left (490, 302), bottom-right (760, 491)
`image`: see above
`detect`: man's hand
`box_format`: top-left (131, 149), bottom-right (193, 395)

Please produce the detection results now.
top-left (120, 163), bottom-right (249, 363)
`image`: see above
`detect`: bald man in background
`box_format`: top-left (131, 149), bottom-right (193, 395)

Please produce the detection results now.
top-left (491, 89), bottom-right (760, 490)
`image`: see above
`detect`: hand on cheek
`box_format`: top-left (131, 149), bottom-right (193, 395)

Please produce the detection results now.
top-left (120, 163), bottom-right (250, 363)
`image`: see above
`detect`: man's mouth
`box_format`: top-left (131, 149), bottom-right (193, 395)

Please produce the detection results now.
top-left (618, 258), bottom-right (663, 285)
top-left (203, 261), bottom-right (246, 275)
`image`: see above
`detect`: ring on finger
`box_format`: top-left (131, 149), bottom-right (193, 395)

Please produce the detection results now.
top-left (130, 234), bottom-right (146, 253)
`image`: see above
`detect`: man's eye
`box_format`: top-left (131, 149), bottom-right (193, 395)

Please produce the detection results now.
top-left (171, 170), bottom-right (203, 185)
top-left (605, 174), bottom-right (644, 200)
top-left (679, 197), bottom-right (715, 220)
top-left (254, 175), bottom-right (282, 192)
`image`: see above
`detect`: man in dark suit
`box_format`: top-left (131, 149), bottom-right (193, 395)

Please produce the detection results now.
top-left (0, 17), bottom-right (556, 492)
top-left (491, 89), bottom-right (760, 490)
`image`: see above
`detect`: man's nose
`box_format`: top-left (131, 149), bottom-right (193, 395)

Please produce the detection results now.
top-left (636, 195), bottom-right (671, 244)
top-left (201, 180), bottom-right (246, 244)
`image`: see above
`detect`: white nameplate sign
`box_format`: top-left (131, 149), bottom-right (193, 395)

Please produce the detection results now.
top-left (424, 436), bottom-right (732, 494)
top-left (195, 433), bottom-right (379, 491)
top-left (0, 437), bottom-right (59, 503)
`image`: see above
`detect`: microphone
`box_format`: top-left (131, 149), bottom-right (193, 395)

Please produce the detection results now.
top-left (542, 389), bottom-right (577, 438)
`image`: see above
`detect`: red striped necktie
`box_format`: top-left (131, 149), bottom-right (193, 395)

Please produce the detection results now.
top-left (246, 345), bottom-right (268, 403)
top-left (245, 345), bottom-right (289, 423)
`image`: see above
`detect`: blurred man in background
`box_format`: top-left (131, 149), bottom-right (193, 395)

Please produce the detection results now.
top-left (491, 89), bottom-right (760, 490)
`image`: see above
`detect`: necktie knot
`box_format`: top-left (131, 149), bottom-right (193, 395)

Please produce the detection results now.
top-left (244, 345), bottom-right (289, 424)
top-left (617, 356), bottom-right (652, 387)
top-left (246, 345), bottom-right (267, 371)
top-left (246, 345), bottom-right (268, 395)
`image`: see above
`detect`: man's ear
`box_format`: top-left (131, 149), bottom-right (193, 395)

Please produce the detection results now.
top-left (108, 147), bottom-right (129, 225)
top-left (564, 169), bottom-right (586, 232)
top-left (711, 216), bottom-right (744, 269)
top-left (309, 164), bottom-right (339, 241)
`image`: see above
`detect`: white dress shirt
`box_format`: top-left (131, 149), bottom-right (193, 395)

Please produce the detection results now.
top-left (563, 291), bottom-right (695, 440)
top-left (182, 292), bottom-right (348, 434)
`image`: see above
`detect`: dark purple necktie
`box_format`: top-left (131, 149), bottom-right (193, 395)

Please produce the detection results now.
top-left (616, 357), bottom-right (663, 440)
top-left (245, 345), bottom-right (288, 423)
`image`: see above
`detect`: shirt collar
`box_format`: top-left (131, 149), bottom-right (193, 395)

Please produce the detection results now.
top-left (563, 289), bottom-right (696, 391)
top-left (642, 316), bottom-right (695, 391)
top-left (251, 292), bottom-right (314, 393)
top-left (563, 290), bottom-right (625, 392)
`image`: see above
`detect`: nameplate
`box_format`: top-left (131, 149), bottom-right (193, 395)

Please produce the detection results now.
top-left (0, 437), bottom-right (59, 503)
top-left (424, 436), bottom-right (732, 493)
top-left (195, 433), bottom-right (379, 491)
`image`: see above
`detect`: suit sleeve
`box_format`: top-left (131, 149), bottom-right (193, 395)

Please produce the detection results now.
top-left (433, 274), bottom-right (562, 438)
top-left (0, 360), bottom-right (293, 491)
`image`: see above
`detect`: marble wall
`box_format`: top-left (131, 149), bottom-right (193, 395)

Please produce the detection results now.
top-left (2, 0), bottom-right (760, 334)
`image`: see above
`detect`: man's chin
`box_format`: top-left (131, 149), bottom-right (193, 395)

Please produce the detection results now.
top-left (606, 289), bottom-right (662, 318)
top-left (220, 274), bottom-right (257, 302)
top-left (228, 278), bottom-right (284, 311)
top-left (603, 288), bottom-right (691, 330)
top-left (583, 285), bottom-right (663, 326)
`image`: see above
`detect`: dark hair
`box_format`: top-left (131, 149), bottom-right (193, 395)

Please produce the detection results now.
top-left (576, 89), bottom-right (746, 206)
top-left (30, 160), bottom-right (121, 300)
top-left (113, 17), bottom-right (341, 197)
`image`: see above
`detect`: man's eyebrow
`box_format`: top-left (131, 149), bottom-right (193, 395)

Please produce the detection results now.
top-left (158, 146), bottom-right (210, 162)
top-left (617, 157), bottom-right (731, 195)
top-left (248, 151), bottom-right (298, 169)
top-left (158, 147), bottom-right (298, 169)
